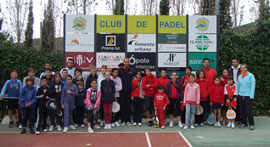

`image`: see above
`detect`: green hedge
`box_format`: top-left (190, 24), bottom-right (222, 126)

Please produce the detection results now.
top-left (219, 19), bottom-right (270, 115)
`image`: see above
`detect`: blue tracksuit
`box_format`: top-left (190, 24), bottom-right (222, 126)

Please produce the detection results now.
top-left (0, 79), bottom-right (22, 99)
top-left (61, 83), bottom-right (78, 127)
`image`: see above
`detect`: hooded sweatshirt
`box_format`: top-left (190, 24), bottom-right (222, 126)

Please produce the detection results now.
top-left (0, 79), bottom-right (22, 99)
top-left (84, 88), bottom-right (101, 109)
top-left (209, 84), bottom-right (224, 104)
top-left (142, 74), bottom-right (157, 97)
top-left (183, 83), bottom-right (200, 106)
top-left (61, 83), bottom-right (78, 105)
top-left (20, 85), bottom-right (36, 108)
top-left (196, 78), bottom-right (209, 101)
top-left (110, 76), bottom-right (122, 98)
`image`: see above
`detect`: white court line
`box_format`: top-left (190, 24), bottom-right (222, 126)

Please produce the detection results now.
top-left (0, 131), bottom-right (181, 134)
top-left (178, 131), bottom-right (192, 147)
top-left (145, 132), bottom-right (152, 147)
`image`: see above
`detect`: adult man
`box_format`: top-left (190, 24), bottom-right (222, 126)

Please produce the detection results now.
top-left (23, 67), bottom-right (40, 89)
top-left (202, 58), bottom-right (217, 86)
top-left (39, 62), bottom-right (55, 78)
top-left (237, 63), bottom-right (256, 130)
top-left (229, 57), bottom-right (241, 84)
top-left (60, 58), bottom-right (76, 77)
top-left (118, 58), bottom-right (136, 126)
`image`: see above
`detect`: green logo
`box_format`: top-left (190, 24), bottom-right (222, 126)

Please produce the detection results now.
top-left (194, 35), bottom-right (212, 51)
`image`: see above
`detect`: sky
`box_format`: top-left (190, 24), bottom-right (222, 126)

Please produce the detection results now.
top-left (1, 0), bottom-right (258, 39)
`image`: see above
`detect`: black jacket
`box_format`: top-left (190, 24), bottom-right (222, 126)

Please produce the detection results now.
top-left (229, 66), bottom-right (241, 82)
top-left (75, 89), bottom-right (86, 107)
top-left (85, 74), bottom-right (98, 89)
top-left (36, 85), bottom-right (51, 107)
top-left (118, 67), bottom-right (136, 92)
top-left (48, 82), bottom-right (64, 103)
top-left (101, 79), bottom-right (115, 104)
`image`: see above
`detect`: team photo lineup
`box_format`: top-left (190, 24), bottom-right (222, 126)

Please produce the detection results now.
top-left (0, 56), bottom-right (256, 135)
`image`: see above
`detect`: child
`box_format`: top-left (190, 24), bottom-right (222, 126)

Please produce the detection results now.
top-left (39, 62), bottom-right (55, 79)
top-left (45, 68), bottom-right (53, 86)
top-left (195, 69), bottom-right (209, 127)
top-left (110, 68), bottom-right (122, 127)
top-left (75, 81), bottom-right (86, 128)
top-left (86, 66), bottom-right (98, 89)
top-left (72, 68), bottom-right (84, 85)
top-left (84, 80), bottom-right (101, 133)
top-left (131, 71), bottom-right (144, 126)
top-left (97, 65), bottom-right (107, 127)
top-left (48, 73), bottom-right (64, 132)
top-left (61, 69), bottom-right (68, 85)
top-left (23, 67), bottom-right (40, 89)
top-left (0, 70), bottom-right (22, 128)
top-left (142, 67), bottom-right (157, 125)
top-left (36, 77), bottom-right (50, 134)
top-left (101, 71), bottom-right (115, 130)
top-left (220, 69), bottom-right (229, 124)
top-left (181, 67), bottom-right (192, 94)
top-left (61, 75), bottom-right (78, 133)
top-left (166, 72), bottom-right (184, 128)
top-left (183, 74), bottom-right (200, 130)
top-left (155, 69), bottom-right (170, 91)
top-left (224, 76), bottom-right (238, 129)
top-left (154, 85), bottom-right (169, 129)
top-left (209, 77), bottom-right (224, 127)
top-left (19, 78), bottom-right (36, 134)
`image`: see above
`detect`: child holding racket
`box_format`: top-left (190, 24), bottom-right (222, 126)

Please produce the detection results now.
top-left (224, 76), bottom-right (238, 128)
top-left (209, 77), bottom-right (224, 127)
top-left (154, 85), bottom-right (169, 129)
top-left (84, 80), bottom-right (101, 133)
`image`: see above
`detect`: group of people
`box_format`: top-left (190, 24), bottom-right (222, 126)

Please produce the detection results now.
top-left (0, 57), bottom-right (256, 135)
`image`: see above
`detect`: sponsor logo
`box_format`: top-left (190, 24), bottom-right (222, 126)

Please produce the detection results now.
top-left (67, 55), bottom-right (93, 66)
top-left (196, 17), bottom-right (209, 31)
top-left (106, 36), bottom-right (116, 46)
top-left (98, 55), bottom-right (124, 62)
top-left (71, 39), bottom-right (79, 45)
top-left (67, 39), bottom-right (93, 47)
top-left (73, 17), bottom-right (87, 31)
top-left (190, 35), bottom-right (213, 51)
top-left (128, 34), bottom-right (155, 52)
top-left (163, 53), bottom-right (179, 66)
top-left (129, 54), bottom-right (150, 65)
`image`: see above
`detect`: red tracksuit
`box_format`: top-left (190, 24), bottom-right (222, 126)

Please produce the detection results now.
top-left (154, 93), bottom-right (169, 127)
top-left (196, 78), bottom-right (209, 101)
top-left (220, 76), bottom-right (228, 87)
top-left (142, 74), bottom-right (157, 97)
top-left (155, 77), bottom-right (170, 91)
top-left (209, 84), bottom-right (224, 104)
top-left (224, 84), bottom-right (237, 108)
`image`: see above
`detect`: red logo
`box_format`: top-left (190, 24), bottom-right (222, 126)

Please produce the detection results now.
top-left (65, 52), bottom-right (94, 71)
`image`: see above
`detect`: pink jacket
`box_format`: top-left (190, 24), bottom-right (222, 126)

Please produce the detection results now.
top-left (84, 88), bottom-right (101, 109)
top-left (183, 83), bottom-right (200, 106)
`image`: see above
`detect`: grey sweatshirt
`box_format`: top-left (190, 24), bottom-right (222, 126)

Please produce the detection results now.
top-left (61, 83), bottom-right (78, 105)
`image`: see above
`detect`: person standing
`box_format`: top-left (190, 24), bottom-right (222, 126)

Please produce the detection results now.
top-left (237, 63), bottom-right (256, 130)
top-left (202, 58), bottom-right (217, 87)
top-left (229, 57), bottom-right (241, 84)
top-left (60, 58), bottom-right (76, 77)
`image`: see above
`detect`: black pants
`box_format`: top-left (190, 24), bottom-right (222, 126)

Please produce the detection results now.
top-left (239, 96), bottom-right (254, 126)
top-left (76, 106), bottom-right (85, 125)
top-left (133, 97), bottom-right (143, 123)
top-left (21, 107), bottom-right (35, 129)
top-left (36, 106), bottom-right (48, 131)
top-left (112, 97), bottom-right (120, 123)
top-left (236, 98), bottom-right (242, 123)
top-left (50, 111), bottom-right (62, 126)
top-left (195, 101), bottom-right (208, 124)
top-left (119, 91), bottom-right (132, 123)
top-left (99, 101), bottom-right (104, 121)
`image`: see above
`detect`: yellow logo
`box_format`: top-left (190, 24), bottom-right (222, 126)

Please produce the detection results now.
top-left (196, 18), bottom-right (209, 31)
top-left (73, 17), bottom-right (87, 31)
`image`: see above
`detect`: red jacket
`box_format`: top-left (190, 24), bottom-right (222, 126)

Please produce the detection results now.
top-left (131, 79), bottom-right (143, 98)
top-left (220, 76), bottom-right (228, 87)
top-left (181, 75), bottom-right (190, 94)
top-left (142, 74), bottom-right (157, 97)
top-left (209, 84), bottom-right (224, 104)
top-left (155, 77), bottom-right (170, 91)
top-left (154, 93), bottom-right (169, 107)
top-left (203, 68), bottom-right (217, 87)
top-left (224, 84), bottom-right (237, 108)
top-left (196, 78), bottom-right (209, 101)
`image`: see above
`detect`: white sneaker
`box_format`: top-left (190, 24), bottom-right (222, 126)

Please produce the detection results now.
top-left (88, 127), bottom-right (94, 133)
top-left (138, 123), bottom-right (142, 126)
top-left (115, 121), bottom-right (120, 127)
top-left (178, 122), bottom-right (183, 128)
top-left (161, 126), bottom-right (165, 129)
top-left (121, 122), bottom-right (126, 127)
top-left (18, 124), bottom-right (23, 129)
top-left (111, 123), bottom-right (115, 128)
top-left (63, 127), bottom-right (68, 133)
top-left (94, 125), bottom-right (100, 129)
top-left (227, 121), bottom-right (232, 128)
top-left (35, 131), bottom-right (40, 135)
top-left (169, 121), bottom-right (173, 128)
top-left (231, 122), bottom-right (235, 129)
top-left (104, 124), bottom-right (108, 130)
top-left (69, 125), bottom-right (76, 130)
top-left (183, 126), bottom-right (188, 130)
top-left (74, 124), bottom-right (78, 127)
top-left (217, 122), bottom-right (221, 127)
top-left (49, 125), bottom-right (54, 132)
top-left (127, 122), bottom-right (132, 126)
top-left (214, 122), bottom-right (218, 127)
top-left (81, 124), bottom-right (85, 128)
top-left (56, 125), bottom-right (62, 131)
top-left (190, 125), bottom-right (194, 129)
top-left (133, 122), bottom-right (137, 126)
top-left (100, 121), bottom-right (104, 127)
top-left (200, 123), bottom-right (205, 127)
top-left (107, 124), bottom-right (111, 129)
top-left (43, 128), bottom-right (48, 132)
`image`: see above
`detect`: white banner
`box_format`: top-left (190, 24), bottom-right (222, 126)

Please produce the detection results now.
top-left (65, 15), bottom-right (95, 33)
top-left (158, 44), bottom-right (186, 52)
top-left (96, 53), bottom-right (125, 69)
top-left (189, 16), bottom-right (217, 34)
top-left (158, 53), bottom-right (186, 68)
top-left (127, 34), bottom-right (156, 52)
top-left (189, 34), bottom-right (217, 52)
top-left (65, 34), bottom-right (94, 52)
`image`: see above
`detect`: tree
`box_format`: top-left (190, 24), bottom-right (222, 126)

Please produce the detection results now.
top-left (219, 0), bottom-right (232, 32)
top-left (41, 0), bottom-right (55, 52)
top-left (24, 0), bottom-right (33, 49)
top-left (141, 0), bottom-right (159, 15)
top-left (64, 0), bottom-right (98, 15)
top-left (201, 0), bottom-right (216, 15)
top-left (0, 2), bottom-right (3, 31)
top-left (258, 0), bottom-right (270, 20)
top-left (231, 0), bottom-right (245, 28)
top-left (170, 0), bottom-right (187, 16)
top-left (114, 0), bottom-right (124, 15)
top-left (160, 0), bottom-right (170, 15)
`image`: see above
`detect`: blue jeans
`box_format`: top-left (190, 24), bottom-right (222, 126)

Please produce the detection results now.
top-left (185, 103), bottom-right (196, 126)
